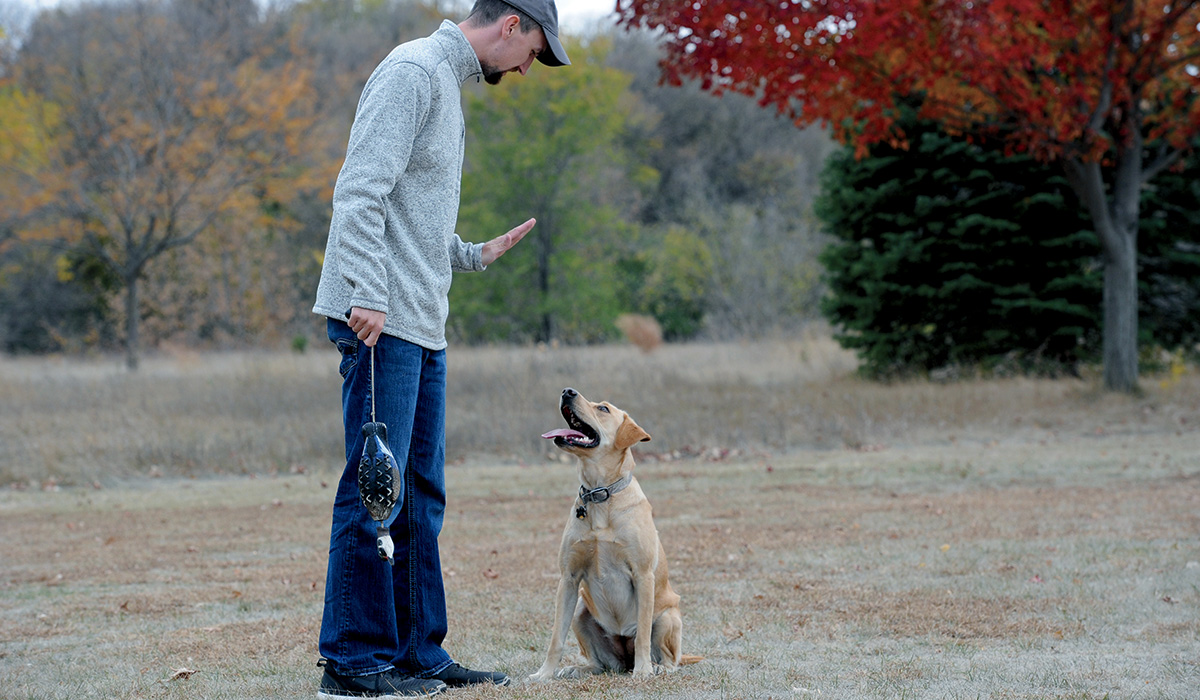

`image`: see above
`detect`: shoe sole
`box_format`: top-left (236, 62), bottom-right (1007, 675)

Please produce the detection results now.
top-left (316, 684), bottom-right (445, 699)
top-left (439, 678), bottom-right (510, 688)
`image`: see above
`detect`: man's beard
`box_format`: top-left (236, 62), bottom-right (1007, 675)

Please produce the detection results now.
top-left (480, 61), bottom-right (506, 85)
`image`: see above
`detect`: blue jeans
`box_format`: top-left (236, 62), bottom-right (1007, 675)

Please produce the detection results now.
top-left (319, 319), bottom-right (452, 678)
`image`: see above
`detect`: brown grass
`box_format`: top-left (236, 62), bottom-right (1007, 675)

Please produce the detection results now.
top-left (10, 329), bottom-right (1191, 486)
top-left (1, 337), bottom-right (1199, 699)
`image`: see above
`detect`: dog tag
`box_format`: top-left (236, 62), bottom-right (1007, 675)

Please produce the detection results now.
top-left (575, 504), bottom-right (587, 519)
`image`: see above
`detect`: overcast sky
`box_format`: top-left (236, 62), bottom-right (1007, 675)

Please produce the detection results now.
top-left (556, 0), bottom-right (618, 34)
top-left (10, 0), bottom-right (621, 35)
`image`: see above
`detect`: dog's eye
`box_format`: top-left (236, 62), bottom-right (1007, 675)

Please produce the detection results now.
top-left (597, 405), bottom-right (610, 413)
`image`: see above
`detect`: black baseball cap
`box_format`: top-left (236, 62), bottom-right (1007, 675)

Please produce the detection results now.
top-left (504, 0), bottom-right (571, 67)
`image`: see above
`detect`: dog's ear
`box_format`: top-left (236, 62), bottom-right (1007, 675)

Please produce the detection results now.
top-left (615, 416), bottom-right (651, 450)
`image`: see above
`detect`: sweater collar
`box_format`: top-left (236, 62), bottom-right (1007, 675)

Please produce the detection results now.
top-left (433, 20), bottom-right (483, 86)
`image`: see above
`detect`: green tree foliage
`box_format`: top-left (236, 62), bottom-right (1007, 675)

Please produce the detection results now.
top-left (817, 115), bottom-right (1102, 377)
top-left (1139, 153), bottom-right (1200, 355)
top-left (614, 225), bottom-right (713, 340)
top-left (818, 112), bottom-right (1200, 378)
top-left (450, 37), bottom-right (656, 345)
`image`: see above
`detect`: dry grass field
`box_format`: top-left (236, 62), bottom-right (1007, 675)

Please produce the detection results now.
top-left (2, 336), bottom-right (1199, 699)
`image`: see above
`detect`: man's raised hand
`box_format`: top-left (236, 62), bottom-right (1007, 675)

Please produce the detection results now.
top-left (481, 218), bottom-right (535, 266)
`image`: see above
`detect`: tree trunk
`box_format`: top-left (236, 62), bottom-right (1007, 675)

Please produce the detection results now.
top-left (536, 217), bottom-right (553, 344)
top-left (1102, 227), bottom-right (1138, 392)
top-left (124, 273), bottom-right (140, 371)
top-left (1102, 132), bottom-right (1143, 394)
top-left (1064, 150), bottom-right (1141, 394)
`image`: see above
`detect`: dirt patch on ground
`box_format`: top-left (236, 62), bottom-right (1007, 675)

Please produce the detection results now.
top-left (3, 428), bottom-right (1199, 699)
top-left (846, 589), bottom-right (1080, 639)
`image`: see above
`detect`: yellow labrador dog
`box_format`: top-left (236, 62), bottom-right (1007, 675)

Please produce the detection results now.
top-left (531, 387), bottom-right (694, 681)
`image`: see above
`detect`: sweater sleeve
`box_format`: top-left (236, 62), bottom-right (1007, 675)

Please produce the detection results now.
top-left (448, 235), bottom-right (485, 272)
top-left (330, 61), bottom-right (432, 312)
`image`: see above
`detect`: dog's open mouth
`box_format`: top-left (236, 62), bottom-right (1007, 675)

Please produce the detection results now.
top-left (541, 405), bottom-right (600, 449)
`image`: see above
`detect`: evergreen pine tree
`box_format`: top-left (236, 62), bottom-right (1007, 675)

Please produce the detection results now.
top-left (1138, 154), bottom-right (1200, 355)
top-left (816, 112), bottom-right (1101, 377)
top-left (818, 113), bottom-right (1200, 377)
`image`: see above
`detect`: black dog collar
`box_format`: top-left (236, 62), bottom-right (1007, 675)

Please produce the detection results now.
top-left (576, 475), bottom-right (631, 519)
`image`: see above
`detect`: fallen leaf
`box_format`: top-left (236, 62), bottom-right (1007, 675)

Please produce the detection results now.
top-left (169, 668), bottom-right (198, 681)
top-left (482, 568), bottom-right (499, 579)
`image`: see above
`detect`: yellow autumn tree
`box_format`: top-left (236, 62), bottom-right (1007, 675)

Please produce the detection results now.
top-left (3, 0), bottom-right (332, 367)
top-left (0, 83), bottom-right (66, 250)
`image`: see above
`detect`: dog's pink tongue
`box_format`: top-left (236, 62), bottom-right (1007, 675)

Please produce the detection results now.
top-left (542, 429), bottom-right (586, 440)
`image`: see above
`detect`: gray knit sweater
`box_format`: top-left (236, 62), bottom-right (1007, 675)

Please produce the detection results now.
top-left (312, 20), bottom-right (485, 350)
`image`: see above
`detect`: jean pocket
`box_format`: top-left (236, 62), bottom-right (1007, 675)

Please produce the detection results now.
top-left (335, 337), bottom-right (359, 379)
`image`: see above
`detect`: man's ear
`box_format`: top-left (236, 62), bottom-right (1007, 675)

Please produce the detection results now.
top-left (501, 13), bottom-right (521, 38)
top-left (615, 416), bottom-right (651, 451)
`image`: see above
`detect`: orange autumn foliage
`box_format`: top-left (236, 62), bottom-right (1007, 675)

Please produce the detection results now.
top-left (0, 5), bottom-right (337, 365)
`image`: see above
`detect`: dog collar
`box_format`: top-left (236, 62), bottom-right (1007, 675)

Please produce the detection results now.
top-left (575, 475), bottom-right (631, 519)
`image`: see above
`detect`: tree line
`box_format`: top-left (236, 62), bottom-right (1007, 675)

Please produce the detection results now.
top-left (0, 0), bottom-right (828, 368)
top-left (1, 0), bottom-right (1196, 388)
top-left (619, 0), bottom-right (1199, 392)
top-left (817, 104), bottom-right (1200, 379)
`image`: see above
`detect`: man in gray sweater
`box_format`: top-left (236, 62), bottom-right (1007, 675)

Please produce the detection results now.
top-left (312, 1), bottom-right (569, 697)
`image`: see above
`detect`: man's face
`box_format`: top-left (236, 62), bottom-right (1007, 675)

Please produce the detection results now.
top-left (481, 20), bottom-right (547, 85)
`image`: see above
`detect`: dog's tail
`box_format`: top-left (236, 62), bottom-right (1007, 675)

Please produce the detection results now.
top-left (679, 654), bottom-right (704, 666)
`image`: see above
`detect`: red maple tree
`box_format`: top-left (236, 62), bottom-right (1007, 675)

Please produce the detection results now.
top-left (617, 0), bottom-right (1200, 391)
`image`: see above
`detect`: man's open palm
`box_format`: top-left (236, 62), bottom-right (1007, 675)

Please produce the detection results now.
top-left (481, 218), bottom-right (535, 266)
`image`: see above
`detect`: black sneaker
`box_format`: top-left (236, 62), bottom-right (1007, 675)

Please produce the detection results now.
top-left (428, 662), bottom-right (510, 687)
top-left (317, 660), bottom-right (446, 698)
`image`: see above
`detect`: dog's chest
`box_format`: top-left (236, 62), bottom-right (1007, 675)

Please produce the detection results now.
top-left (572, 531), bottom-right (640, 636)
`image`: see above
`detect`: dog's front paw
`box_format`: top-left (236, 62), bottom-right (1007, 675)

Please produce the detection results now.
top-left (555, 664), bottom-right (598, 679)
top-left (631, 663), bottom-right (655, 679)
top-left (528, 666), bottom-right (556, 683)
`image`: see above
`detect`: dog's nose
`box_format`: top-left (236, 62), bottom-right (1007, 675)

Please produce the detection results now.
top-left (562, 387), bottom-right (577, 399)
